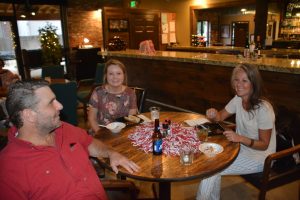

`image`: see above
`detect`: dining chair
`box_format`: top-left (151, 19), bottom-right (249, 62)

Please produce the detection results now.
top-left (88, 156), bottom-right (139, 199)
top-left (77, 63), bottom-right (104, 120)
top-left (241, 106), bottom-right (300, 200)
top-left (50, 81), bottom-right (78, 126)
top-left (41, 65), bottom-right (65, 79)
top-left (129, 86), bottom-right (147, 113)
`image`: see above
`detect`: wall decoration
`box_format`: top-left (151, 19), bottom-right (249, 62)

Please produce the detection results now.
top-left (221, 24), bottom-right (230, 38)
top-left (108, 19), bottom-right (128, 32)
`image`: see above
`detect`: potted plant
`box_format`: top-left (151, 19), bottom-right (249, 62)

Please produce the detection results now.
top-left (38, 23), bottom-right (62, 65)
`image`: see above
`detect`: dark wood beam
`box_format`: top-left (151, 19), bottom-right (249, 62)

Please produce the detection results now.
top-left (254, 0), bottom-right (268, 43)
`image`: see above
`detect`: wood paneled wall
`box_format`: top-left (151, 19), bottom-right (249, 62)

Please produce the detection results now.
top-left (109, 56), bottom-right (300, 116)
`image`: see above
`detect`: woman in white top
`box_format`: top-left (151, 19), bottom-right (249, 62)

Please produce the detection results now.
top-left (197, 64), bottom-right (276, 200)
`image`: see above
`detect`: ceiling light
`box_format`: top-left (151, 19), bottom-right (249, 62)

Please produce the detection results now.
top-left (20, 14), bottom-right (26, 18)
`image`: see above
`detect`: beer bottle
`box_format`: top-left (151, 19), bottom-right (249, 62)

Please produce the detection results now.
top-left (243, 36), bottom-right (250, 58)
top-left (152, 119), bottom-right (162, 155)
top-left (255, 35), bottom-right (262, 57)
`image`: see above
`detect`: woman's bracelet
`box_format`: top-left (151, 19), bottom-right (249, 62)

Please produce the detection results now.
top-left (249, 138), bottom-right (254, 147)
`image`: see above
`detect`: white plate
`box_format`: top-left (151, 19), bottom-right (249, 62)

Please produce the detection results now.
top-left (199, 142), bottom-right (224, 156)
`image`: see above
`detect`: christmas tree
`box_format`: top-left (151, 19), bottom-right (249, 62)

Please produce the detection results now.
top-left (38, 23), bottom-right (62, 65)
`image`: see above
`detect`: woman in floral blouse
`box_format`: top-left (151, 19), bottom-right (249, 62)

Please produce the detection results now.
top-left (88, 59), bottom-right (137, 134)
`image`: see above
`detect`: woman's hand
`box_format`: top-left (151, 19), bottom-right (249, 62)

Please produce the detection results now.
top-left (206, 108), bottom-right (218, 121)
top-left (223, 130), bottom-right (241, 143)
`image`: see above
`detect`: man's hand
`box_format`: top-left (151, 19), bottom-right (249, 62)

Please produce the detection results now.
top-left (108, 151), bottom-right (140, 174)
top-left (88, 138), bottom-right (140, 174)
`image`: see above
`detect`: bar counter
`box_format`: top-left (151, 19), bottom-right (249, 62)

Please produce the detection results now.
top-left (100, 49), bottom-right (300, 74)
top-left (167, 46), bottom-right (300, 60)
top-left (99, 49), bottom-right (300, 116)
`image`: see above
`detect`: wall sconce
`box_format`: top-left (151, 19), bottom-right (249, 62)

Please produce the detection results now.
top-left (241, 8), bottom-right (247, 15)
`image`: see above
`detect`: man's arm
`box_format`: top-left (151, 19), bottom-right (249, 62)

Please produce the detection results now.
top-left (88, 138), bottom-right (140, 174)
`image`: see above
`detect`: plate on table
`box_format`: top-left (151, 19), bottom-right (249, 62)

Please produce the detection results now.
top-left (116, 115), bottom-right (144, 126)
top-left (199, 142), bottom-right (224, 157)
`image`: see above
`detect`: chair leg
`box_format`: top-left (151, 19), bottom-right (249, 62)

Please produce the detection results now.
top-left (258, 189), bottom-right (267, 200)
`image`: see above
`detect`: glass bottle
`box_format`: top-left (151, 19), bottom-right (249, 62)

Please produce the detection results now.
top-left (243, 36), bottom-right (250, 58)
top-left (249, 34), bottom-right (256, 58)
top-left (152, 119), bottom-right (162, 155)
top-left (255, 35), bottom-right (262, 57)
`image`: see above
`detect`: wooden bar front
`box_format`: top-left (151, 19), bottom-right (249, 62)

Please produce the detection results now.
top-left (104, 51), bottom-right (300, 116)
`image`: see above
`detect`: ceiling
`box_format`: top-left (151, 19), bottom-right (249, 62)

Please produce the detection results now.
top-left (0, 0), bottom-right (124, 19)
top-left (0, 3), bottom-right (60, 19)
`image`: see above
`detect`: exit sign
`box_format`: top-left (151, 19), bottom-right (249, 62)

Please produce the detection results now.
top-left (130, 1), bottom-right (137, 8)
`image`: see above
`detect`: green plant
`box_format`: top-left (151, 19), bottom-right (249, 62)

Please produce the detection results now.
top-left (38, 23), bottom-right (62, 65)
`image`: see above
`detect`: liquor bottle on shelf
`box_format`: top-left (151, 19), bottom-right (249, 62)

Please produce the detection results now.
top-left (152, 119), bottom-right (162, 155)
top-left (249, 34), bottom-right (256, 58)
top-left (255, 35), bottom-right (262, 58)
top-left (243, 36), bottom-right (250, 58)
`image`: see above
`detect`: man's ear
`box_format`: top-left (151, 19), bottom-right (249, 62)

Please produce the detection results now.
top-left (22, 109), bottom-right (37, 123)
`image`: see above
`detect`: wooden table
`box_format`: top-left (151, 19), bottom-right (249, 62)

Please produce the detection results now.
top-left (95, 112), bottom-right (240, 200)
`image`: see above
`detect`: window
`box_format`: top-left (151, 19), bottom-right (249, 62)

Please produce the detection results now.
top-left (197, 20), bottom-right (209, 42)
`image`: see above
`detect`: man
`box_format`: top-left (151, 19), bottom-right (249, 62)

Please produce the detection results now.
top-left (0, 80), bottom-right (140, 200)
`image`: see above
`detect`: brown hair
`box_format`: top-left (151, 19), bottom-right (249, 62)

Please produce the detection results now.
top-left (231, 63), bottom-right (268, 112)
top-left (6, 80), bottom-right (49, 128)
top-left (103, 59), bottom-right (127, 85)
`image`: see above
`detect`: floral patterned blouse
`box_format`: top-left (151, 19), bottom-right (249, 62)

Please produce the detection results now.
top-left (89, 85), bottom-right (137, 125)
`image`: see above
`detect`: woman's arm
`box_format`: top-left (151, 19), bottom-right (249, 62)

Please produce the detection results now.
top-left (223, 129), bottom-right (272, 150)
top-left (88, 106), bottom-right (100, 133)
top-left (128, 108), bottom-right (137, 115)
top-left (206, 108), bottom-right (232, 122)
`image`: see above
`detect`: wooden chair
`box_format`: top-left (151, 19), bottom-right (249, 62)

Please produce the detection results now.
top-left (41, 65), bottom-right (65, 79)
top-left (129, 86), bottom-right (147, 113)
top-left (102, 179), bottom-right (139, 200)
top-left (77, 63), bottom-right (104, 120)
top-left (241, 106), bottom-right (300, 200)
top-left (241, 145), bottom-right (300, 200)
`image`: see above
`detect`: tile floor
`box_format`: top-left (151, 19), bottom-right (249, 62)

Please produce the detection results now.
top-left (77, 109), bottom-right (299, 200)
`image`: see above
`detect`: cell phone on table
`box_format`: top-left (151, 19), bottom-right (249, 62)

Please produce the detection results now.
top-left (198, 122), bottom-right (225, 136)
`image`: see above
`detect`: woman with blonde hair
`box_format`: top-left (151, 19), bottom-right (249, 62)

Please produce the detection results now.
top-left (88, 59), bottom-right (137, 134)
top-left (197, 64), bottom-right (276, 200)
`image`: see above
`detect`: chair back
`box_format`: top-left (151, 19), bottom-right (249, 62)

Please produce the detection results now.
top-left (94, 63), bottom-right (104, 84)
top-left (50, 81), bottom-right (78, 126)
top-left (129, 87), bottom-right (147, 113)
top-left (241, 106), bottom-right (300, 200)
top-left (42, 66), bottom-right (65, 79)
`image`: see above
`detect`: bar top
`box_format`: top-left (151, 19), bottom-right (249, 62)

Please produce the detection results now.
top-left (167, 45), bottom-right (300, 56)
top-left (99, 49), bottom-right (300, 74)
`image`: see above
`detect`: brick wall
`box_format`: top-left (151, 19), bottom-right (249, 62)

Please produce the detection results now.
top-left (67, 8), bottom-right (103, 48)
top-left (66, 0), bottom-right (125, 49)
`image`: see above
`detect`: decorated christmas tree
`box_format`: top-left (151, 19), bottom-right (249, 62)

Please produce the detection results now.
top-left (38, 23), bottom-right (62, 65)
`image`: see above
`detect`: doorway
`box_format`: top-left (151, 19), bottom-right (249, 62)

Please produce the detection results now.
top-left (232, 21), bottom-right (249, 47)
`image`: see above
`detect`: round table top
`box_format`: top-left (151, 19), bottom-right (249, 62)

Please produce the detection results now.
top-left (95, 112), bottom-right (240, 182)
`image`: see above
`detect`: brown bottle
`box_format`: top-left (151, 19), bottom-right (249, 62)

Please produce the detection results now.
top-left (152, 119), bottom-right (162, 155)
